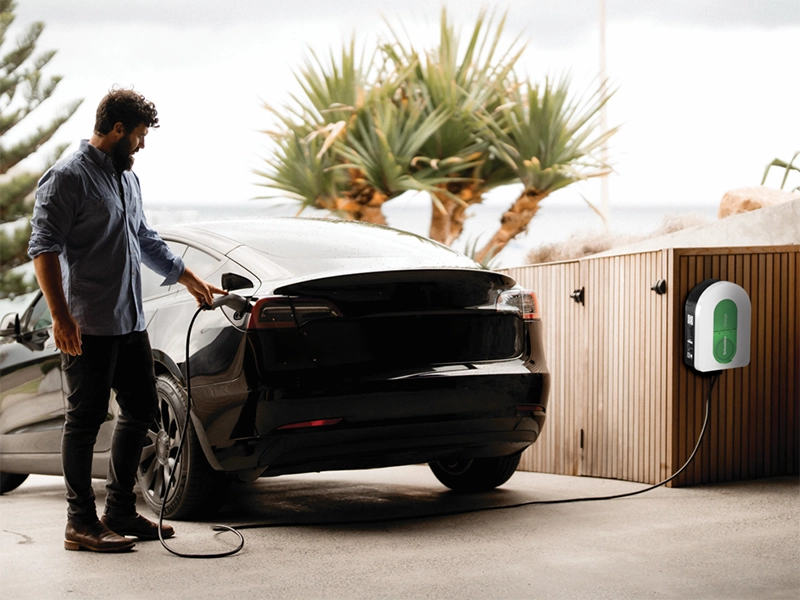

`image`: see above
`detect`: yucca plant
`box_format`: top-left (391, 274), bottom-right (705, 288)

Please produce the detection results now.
top-left (257, 36), bottom-right (450, 222)
top-left (257, 11), bottom-right (617, 263)
top-left (329, 90), bottom-right (470, 223)
top-left (383, 8), bottom-right (524, 244)
top-left (474, 75), bottom-right (617, 263)
top-left (255, 37), bottom-right (381, 218)
top-left (761, 151), bottom-right (800, 192)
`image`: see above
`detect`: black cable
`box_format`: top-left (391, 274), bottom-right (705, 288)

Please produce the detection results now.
top-left (158, 307), bottom-right (719, 554)
top-left (157, 305), bottom-right (245, 558)
top-left (232, 372), bottom-right (720, 531)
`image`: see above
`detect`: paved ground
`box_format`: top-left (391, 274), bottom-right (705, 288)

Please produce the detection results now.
top-left (1, 466), bottom-right (797, 599)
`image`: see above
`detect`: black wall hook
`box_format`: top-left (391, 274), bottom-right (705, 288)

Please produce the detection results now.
top-left (651, 279), bottom-right (667, 295)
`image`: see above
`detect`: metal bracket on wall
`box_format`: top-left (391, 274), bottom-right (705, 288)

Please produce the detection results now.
top-left (570, 287), bottom-right (585, 305)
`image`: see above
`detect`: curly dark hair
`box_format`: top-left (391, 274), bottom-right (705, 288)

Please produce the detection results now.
top-left (94, 87), bottom-right (159, 135)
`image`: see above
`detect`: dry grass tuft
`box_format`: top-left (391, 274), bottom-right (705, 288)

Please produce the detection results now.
top-left (526, 212), bottom-right (709, 264)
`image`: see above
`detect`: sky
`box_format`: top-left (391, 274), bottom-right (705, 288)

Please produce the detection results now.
top-left (6, 0), bottom-right (800, 230)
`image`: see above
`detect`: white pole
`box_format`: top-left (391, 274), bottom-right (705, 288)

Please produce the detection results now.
top-left (599, 0), bottom-right (610, 227)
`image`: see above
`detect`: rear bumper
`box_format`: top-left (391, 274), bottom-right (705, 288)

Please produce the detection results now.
top-left (214, 362), bottom-right (548, 477)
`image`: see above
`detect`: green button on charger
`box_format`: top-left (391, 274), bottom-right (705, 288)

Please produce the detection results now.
top-left (713, 299), bottom-right (737, 363)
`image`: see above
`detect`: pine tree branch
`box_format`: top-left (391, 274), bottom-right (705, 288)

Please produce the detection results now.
top-left (0, 170), bottom-right (38, 221)
top-left (1, 20), bottom-right (42, 75)
top-left (0, 97), bottom-right (81, 174)
top-left (0, 2), bottom-right (81, 298)
top-left (0, 220), bottom-right (32, 271)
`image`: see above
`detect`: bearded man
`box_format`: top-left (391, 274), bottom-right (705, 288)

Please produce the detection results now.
top-left (28, 88), bottom-right (224, 552)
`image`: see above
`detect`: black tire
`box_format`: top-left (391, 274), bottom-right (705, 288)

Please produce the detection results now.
top-left (429, 453), bottom-right (521, 492)
top-left (0, 472), bottom-right (28, 494)
top-left (136, 373), bottom-right (230, 520)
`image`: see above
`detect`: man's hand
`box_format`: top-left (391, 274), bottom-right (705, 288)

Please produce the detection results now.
top-left (33, 252), bottom-right (82, 355)
top-left (53, 313), bottom-right (82, 356)
top-left (178, 267), bottom-right (226, 307)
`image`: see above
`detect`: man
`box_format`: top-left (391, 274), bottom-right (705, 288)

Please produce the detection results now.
top-left (29, 88), bottom-right (224, 553)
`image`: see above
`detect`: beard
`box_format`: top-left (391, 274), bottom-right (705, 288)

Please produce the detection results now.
top-left (111, 136), bottom-right (135, 173)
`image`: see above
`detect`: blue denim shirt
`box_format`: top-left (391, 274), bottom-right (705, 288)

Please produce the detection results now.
top-left (29, 140), bottom-right (185, 336)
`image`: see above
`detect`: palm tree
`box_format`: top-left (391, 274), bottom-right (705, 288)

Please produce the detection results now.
top-left (473, 75), bottom-right (617, 263)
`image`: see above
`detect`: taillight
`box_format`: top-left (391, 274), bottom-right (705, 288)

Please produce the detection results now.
top-left (291, 298), bottom-right (341, 325)
top-left (276, 417), bottom-right (343, 431)
top-left (496, 289), bottom-right (540, 320)
top-left (248, 296), bottom-right (341, 330)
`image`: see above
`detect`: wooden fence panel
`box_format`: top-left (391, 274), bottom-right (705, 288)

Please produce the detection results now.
top-left (506, 245), bottom-right (799, 487)
top-left (580, 251), bottom-right (671, 483)
top-left (506, 261), bottom-right (582, 476)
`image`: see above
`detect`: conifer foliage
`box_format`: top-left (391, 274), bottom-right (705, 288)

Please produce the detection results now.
top-left (0, 0), bottom-right (82, 297)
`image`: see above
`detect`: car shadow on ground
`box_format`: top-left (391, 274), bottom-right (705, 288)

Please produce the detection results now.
top-left (198, 470), bottom-right (537, 531)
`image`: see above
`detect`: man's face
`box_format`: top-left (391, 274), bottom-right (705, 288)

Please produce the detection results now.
top-left (111, 123), bottom-right (149, 172)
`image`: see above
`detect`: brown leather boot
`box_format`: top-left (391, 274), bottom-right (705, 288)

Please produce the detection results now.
top-left (64, 520), bottom-right (135, 552)
top-left (101, 513), bottom-right (175, 541)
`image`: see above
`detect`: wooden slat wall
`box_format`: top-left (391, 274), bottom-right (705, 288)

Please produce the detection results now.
top-left (669, 247), bottom-right (800, 486)
top-left (505, 245), bottom-right (799, 487)
top-left (581, 250), bottom-right (672, 484)
top-left (506, 261), bottom-right (582, 476)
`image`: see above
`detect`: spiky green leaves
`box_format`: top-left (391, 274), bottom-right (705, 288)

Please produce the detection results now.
top-left (485, 74), bottom-right (617, 194)
top-left (257, 8), bottom-right (617, 258)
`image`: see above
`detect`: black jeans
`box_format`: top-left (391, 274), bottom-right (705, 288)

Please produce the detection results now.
top-left (61, 330), bottom-right (158, 525)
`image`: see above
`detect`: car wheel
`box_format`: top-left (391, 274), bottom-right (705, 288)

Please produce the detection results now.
top-left (0, 472), bottom-right (28, 494)
top-left (429, 453), bottom-right (522, 492)
top-left (137, 372), bottom-right (230, 520)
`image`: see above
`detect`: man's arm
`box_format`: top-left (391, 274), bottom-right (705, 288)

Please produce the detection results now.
top-left (136, 210), bottom-right (223, 306)
top-left (33, 253), bottom-right (82, 356)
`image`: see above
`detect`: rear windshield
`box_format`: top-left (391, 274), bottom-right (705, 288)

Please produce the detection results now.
top-left (193, 218), bottom-right (480, 269)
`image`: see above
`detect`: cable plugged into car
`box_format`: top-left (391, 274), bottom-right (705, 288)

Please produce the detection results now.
top-left (202, 292), bottom-right (250, 313)
top-left (156, 274), bottom-right (256, 559)
top-left (156, 276), bottom-right (749, 560)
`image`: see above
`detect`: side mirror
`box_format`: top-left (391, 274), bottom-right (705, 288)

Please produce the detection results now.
top-left (0, 313), bottom-right (21, 338)
top-left (221, 273), bottom-right (254, 292)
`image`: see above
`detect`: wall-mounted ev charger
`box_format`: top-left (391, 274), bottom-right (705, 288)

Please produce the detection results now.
top-left (684, 279), bottom-right (751, 373)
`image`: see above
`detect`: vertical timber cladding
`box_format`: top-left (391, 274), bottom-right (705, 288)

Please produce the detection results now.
top-left (506, 261), bottom-right (583, 476)
top-left (507, 244), bottom-right (798, 487)
top-left (670, 246), bottom-right (799, 487)
top-left (580, 249), bottom-right (673, 484)
top-left (507, 252), bottom-right (673, 484)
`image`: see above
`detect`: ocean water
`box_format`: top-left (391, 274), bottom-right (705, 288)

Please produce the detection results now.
top-left (0, 195), bottom-right (718, 316)
top-left (144, 194), bottom-right (719, 268)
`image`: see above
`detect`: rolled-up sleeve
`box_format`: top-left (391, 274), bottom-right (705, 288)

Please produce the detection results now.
top-left (29, 169), bottom-right (76, 258)
top-left (138, 216), bottom-right (185, 286)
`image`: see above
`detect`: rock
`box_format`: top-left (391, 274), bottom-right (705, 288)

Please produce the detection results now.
top-left (718, 186), bottom-right (800, 218)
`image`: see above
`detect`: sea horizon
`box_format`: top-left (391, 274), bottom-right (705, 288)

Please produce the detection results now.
top-left (0, 198), bottom-right (719, 316)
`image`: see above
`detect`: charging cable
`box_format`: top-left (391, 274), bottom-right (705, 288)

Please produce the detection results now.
top-left (158, 299), bottom-right (719, 557)
top-left (157, 301), bottom-right (246, 559)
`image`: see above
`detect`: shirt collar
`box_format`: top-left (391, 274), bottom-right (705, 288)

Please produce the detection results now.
top-left (79, 139), bottom-right (115, 172)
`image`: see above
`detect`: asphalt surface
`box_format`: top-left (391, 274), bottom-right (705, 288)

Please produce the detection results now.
top-left (1, 466), bottom-right (797, 600)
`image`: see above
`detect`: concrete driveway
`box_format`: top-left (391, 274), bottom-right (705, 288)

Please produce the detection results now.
top-left (1, 466), bottom-right (797, 599)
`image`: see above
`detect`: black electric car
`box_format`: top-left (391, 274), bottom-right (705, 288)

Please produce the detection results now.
top-left (0, 218), bottom-right (550, 519)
